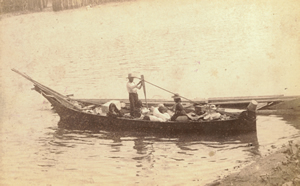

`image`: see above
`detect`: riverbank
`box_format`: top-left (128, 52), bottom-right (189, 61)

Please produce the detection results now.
top-left (208, 139), bottom-right (300, 186)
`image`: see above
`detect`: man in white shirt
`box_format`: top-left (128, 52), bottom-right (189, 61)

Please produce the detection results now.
top-left (127, 73), bottom-right (142, 117)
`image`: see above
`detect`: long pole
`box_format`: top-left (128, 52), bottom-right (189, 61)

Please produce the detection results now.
top-left (134, 76), bottom-right (200, 105)
top-left (141, 75), bottom-right (148, 108)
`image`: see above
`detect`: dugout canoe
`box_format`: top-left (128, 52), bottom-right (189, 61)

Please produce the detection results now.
top-left (12, 69), bottom-right (257, 134)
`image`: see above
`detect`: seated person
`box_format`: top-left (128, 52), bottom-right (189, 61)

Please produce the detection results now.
top-left (170, 94), bottom-right (187, 121)
top-left (239, 100), bottom-right (257, 122)
top-left (133, 100), bottom-right (149, 118)
top-left (107, 103), bottom-right (123, 118)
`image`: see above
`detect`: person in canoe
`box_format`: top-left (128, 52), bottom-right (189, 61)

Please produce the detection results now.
top-left (132, 100), bottom-right (148, 118)
top-left (170, 93), bottom-right (188, 121)
top-left (107, 103), bottom-right (123, 118)
top-left (126, 73), bottom-right (142, 117)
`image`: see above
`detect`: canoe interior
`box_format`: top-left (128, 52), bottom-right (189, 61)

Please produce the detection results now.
top-left (42, 93), bottom-right (256, 134)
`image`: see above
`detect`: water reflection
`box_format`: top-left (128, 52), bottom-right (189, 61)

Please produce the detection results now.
top-left (46, 127), bottom-right (260, 161)
top-left (29, 114), bottom-right (300, 185)
top-left (31, 111), bottom-right (300, 186)
top-left (133, 137), bottom-right (152, 155)
top-left (37, 116), bottom-right (300, 186)
top-left (52, 128), bottom-right (258, 145)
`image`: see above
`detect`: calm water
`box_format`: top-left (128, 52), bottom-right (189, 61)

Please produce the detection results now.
top-left (1, 0), bottom-right (300, 185)
top-left (1, 100), bottom-right (300, 185)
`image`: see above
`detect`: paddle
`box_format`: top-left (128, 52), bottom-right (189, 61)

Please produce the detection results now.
top-left (141, 75), bottom-right (148, 108)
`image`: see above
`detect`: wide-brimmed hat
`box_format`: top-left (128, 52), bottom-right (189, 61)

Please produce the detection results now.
top-left (127, 73), bottom-right (134, 78)
top-left (172, 93), bottom-right (181, 99)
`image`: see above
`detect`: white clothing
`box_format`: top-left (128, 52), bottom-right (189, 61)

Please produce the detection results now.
top-left (141, 107), bottom-right (150, 115)
top-left (153, 107), bottom-right (170, 122)
top-left (163, 113), bottom-right (171, 120)
top-left (149, 115), bottom-right (163, 122)
top-left (127, 82), bottom-right (139, 93)
top-left (204, 112), bottom-right (221, 120)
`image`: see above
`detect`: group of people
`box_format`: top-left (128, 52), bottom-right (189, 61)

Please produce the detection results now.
top-left (106, 73), bottom-right (187, 121)
top-left (106, 73), bottom-right (224, 122)
top-left (124, 73), bottom-right (187, 121)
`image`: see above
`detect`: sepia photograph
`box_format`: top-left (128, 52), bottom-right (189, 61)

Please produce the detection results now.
top-left (1, 0), bottom-right (300, 185)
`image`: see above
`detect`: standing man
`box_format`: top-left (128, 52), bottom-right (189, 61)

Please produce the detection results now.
top-left (127, 73), bottom-right (142, 117)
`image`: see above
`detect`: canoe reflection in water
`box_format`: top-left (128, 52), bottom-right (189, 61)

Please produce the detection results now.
top-left (53, 125), bottom-right (260, 157)
top-left (43, 126), bottom-right (260, 184)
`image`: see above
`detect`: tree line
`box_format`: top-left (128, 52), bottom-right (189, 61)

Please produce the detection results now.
top-left (1, 0), bottom-right (128, 13)
top-left (53, 0), bottom-right (128, 11)
top-left (0, 0), bottom-right (48, 13)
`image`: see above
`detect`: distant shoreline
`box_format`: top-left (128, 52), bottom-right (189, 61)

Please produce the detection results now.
top-left (0, 6), bottom-right (52, 20)
top-left (0, 0), bottom-right (132, 17)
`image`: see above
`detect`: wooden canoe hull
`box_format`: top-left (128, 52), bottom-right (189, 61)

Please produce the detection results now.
top-left (44, 93), bottom-right (256, 134)
top-left (12, 68), bottom-right (257, 134)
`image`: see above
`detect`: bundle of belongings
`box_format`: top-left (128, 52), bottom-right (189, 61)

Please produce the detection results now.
top-left (135, 103), bottom-right (232, 122)
top-left (191, 104), bottom-right (231, 121)
top-left (124, 102), bottom-right (231, 122)
top-left (123, 103), bottom-right (172, 122)
top-left (70, 100), bottom-right (232, 122)
top-left (69, 100), bottom-right (125, 116)
top-left (145, 104), bottom-right (171, 122)
top-left (202, 105), bottom-right (221, 120)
